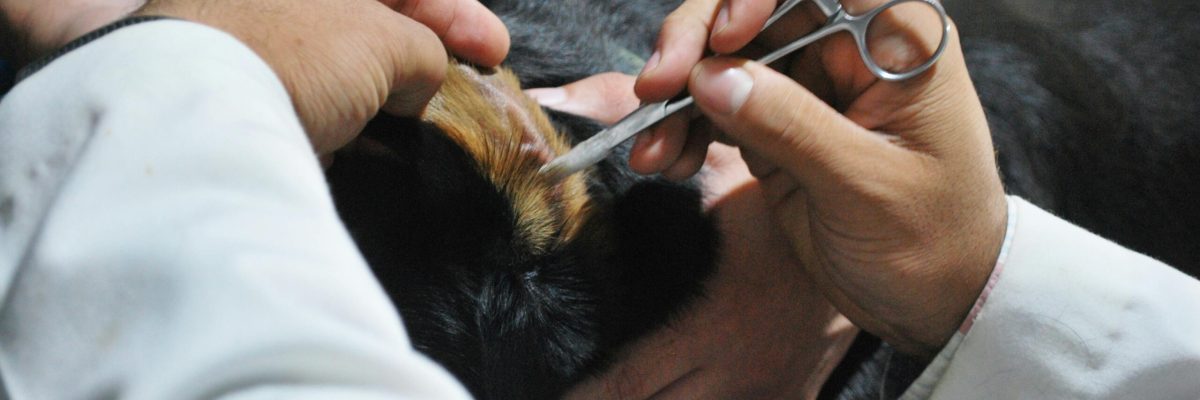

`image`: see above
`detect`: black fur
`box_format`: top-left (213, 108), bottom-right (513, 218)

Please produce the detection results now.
top-left (328, 2), bottom-right (725, 398)
top-left (950, 0), bottom-right (1200, 273)
top-left (482, 0), bottom-right (680, 88)
top-left (326, 1), bottom-right (1200, 400)
top-left (326, 110), bottom-right (717, 399)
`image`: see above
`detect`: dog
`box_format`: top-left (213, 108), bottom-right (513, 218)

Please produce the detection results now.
top-left (951, 0), bottom-right (1200, 273)
top-left (325, 0), bottom-right (1200, 399)
top-left (325, 30), bottom-right (717, 400)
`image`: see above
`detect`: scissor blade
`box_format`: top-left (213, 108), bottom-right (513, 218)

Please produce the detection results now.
top-left (539, 0), bottom-right (811, 182)
top-left (539, 100), bottom-right (674, 181)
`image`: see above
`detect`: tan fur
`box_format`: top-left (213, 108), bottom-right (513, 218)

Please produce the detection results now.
top-left (421, 62), bottom-right (593, 254)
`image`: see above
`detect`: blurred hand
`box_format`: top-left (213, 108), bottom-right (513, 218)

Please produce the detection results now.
top-left (530, 74), bottom-right (859, 400)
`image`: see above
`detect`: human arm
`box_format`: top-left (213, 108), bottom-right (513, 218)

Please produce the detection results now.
top-left (532, 0), bottom-right (1200, 398)
top-left (629, 0), bottom-right (1005, 358)
top-left (0, 0), bottom-right (508, 69)
top-left (900, 197), bottom-right (1200, 399)
top-left (0, 0), bottom-right (141, 63)
top-left (540, 0), bottom-right (1002, 359)
top-left (0, 19), bottom-right (473, 399)
top-left (531, 74), bottom-right (1200, 400)
top-left (0, 0), bottom-right (510, 398)
top-left (526, 74), bottom-right (859, 400)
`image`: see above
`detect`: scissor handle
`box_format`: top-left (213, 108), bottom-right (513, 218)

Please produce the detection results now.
top-left (850, 0), bottom-right (951, 81)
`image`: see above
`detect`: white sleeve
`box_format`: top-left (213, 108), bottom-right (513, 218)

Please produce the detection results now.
top-left (899, 196), bottom-right (1200, 399)
top-left (0, 20), bottom-right (472, 400)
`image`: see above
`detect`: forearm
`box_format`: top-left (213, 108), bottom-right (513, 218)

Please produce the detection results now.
top-left (0, 20), bottom-right (467, 399)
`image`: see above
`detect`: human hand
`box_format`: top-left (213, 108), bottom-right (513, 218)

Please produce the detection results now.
top-left (530, 75), bottom-right (859, 400)
top-left (567, 144), bottom-right (859, 400)
top-left (0, 0), bottom-right (144, 63)
top-left (2, 0), bottom-right (508, 156)
top-left (130, 0), bottom-right (508, 156)
top-left (629, 0), bottom-right (1007, 356)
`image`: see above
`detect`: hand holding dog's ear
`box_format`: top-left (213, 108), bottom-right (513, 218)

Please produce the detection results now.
top-left (133, 0), bottom-right (509, 156)
top-left (3, 0), bottom-right (509, 156)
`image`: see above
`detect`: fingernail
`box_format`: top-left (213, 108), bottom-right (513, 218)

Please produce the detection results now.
top-left (696, 64), bottom-right (754, 115)
top-left (714, 2), bottom-right (731, 35)
top-left (640, 50), bottom-right (662, 76)
top-left (524, 87), bottom-right (567, 106)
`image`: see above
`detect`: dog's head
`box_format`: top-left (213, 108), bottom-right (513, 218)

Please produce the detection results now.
top-left (326, 61), bottom-right (716, 400)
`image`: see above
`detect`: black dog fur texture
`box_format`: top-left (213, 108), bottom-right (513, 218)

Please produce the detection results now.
top-left (326, 2), bottom-right (716, 398)
top-left (326, 1), bottom-right (1200, 399)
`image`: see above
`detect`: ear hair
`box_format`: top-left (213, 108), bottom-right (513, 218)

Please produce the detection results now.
top-left (421, 61), bottom-right (594, 254)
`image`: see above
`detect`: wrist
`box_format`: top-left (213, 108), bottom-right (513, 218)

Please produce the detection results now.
top-left (2, 1), bottom-right (139, 62)
top-left (891, 192), bottom-right (1010, 357)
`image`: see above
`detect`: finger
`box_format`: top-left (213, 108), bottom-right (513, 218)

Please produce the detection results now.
top-left (628, 113), bottom-right (690, 175)
top-left (785, 41), bottom-right (837, 105)
top-left (840, 0), bottom-right (892, 15)
top-left (690, 117), bottom-right (737, 147)
top-left (739, 148), bottom-right (803, 209)
top-left (698, 142), bottom-right (753, 206)
top-left (377, 11), bottom-right (451, 116)
top-left (841, 21), bottom-right (980, 157)
top-left (629, 131), bottom-right (661, 175)
top-left (751, 1), bottom-right (826, 50)
top-left (860, 0), bottom-right (949, 75)
top-left (738, 147), bottom-right (779, 181)
top-left (660, 127), bottom-right (714, 181)
top-left (384, 0), bottom-right (510, 66)
top-left (817, 2), bottom-right (956, 102)
top-left (635, 0), bottom-right (722, 102)
top-left (707, 0), bottom-right (776, 54)
top-left (524, 72), bottom-right (640, 125)
top-left (563, 340), bottom-right (701, 400)
top-left (651, 369), bottom-right (722, 400)
top-left (688, 58), bottom-right (907, 190)
top-left (757, 162), bottom-right (804, 210)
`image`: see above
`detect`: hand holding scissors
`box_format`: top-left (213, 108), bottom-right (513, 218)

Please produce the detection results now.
top-left (540, 0), bottom-right (951, 181)
top-left (543, 0), bottom-right (1008, 395)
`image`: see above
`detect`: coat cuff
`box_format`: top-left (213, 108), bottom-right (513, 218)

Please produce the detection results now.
top-left (898, 196), bottom-right (1200, 399)
top-left (894, 196), bottom-right (1017, 399)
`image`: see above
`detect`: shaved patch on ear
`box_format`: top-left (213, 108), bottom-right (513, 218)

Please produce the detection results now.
top-left (422, 61), bottom-right (595, 254)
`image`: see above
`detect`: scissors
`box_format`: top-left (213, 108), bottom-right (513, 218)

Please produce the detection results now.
top-left (539, 0), bottom-right (951, 181)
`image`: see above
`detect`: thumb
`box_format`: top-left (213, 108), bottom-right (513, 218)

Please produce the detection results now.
top-left (688, 58), bottom-right (904, 187)
top-left (379, 12), bottom-right (451, 117)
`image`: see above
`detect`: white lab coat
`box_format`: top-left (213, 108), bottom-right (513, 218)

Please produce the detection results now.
top-left (1, 20), bottom-right (1197, 400)
top-left (900, 197), bottom-right (1200, 399)
top-left (0, 20), bottom-right (471, 399)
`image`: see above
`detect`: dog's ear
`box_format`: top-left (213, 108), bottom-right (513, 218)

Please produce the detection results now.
top-left (421, 62), bottom-right (596, 254)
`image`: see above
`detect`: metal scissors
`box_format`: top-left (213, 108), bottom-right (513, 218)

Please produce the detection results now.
top-left (540, 0), bottom-right (951, 181)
